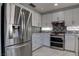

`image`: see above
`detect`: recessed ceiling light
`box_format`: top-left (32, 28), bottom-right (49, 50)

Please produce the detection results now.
top-left (54, 3), bottom-right (58, 6)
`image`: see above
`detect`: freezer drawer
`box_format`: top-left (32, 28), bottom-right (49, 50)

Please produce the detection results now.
top-left (5, 41), bottom-right (32, 56)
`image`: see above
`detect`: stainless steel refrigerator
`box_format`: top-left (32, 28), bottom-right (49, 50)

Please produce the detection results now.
top-left (2, 3), bottom-right (32, 56)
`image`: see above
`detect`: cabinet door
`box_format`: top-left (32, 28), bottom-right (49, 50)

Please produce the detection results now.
top-left (32, 11), bottom-right (41, 27)
top-left (57, 11), bottom-right (64, 21)
top-left (53, 11), bottom-right (64, 21)
top-left (37, 14), bottom-right (41, 27)
top-left (46, 13), bottom-right (53, 27)
top-left (53, 12), bottom-right (58, 21)
top-left (65, 34), bottom-right (75, 51)
top-left (41, 33), bottom-right (50, 46)
top-left (35, 12), bottom-right (39, 27)
top-left (42, 14), bottom-right (53, 27)
top-left (32, 11), bottom-right (36, 26)
top-left (32, 33), bottom-right (41, 51)
top-left (64, 10), bottom-right (73, 26)
top-left (41, 14), bottom-right (47, 27)
top-left (73, 8), bottom-right (79, 26)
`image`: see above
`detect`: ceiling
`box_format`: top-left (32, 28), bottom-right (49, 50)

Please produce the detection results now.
top-left (21, 3), bottom-right (79, 14)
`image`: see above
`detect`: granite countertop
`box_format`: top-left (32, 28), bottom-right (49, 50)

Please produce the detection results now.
top-left (66, 31), bottom-right (79, 34)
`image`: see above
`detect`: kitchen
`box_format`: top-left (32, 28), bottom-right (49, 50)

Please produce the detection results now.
top-left (0, 3), bottom-right (79, 56)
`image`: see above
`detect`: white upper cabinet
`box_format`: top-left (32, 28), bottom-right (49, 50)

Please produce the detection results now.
top-left (42, 13), bottom-right (53, 27)
top-left (41, 11), bottom-right (64, 27)
top-left (46, 13), bottom-right (53, 27)
top-left (52, 12), bottom-right (58, 21)
top-left (64, 9), bottom-right (73, 26)
top-left (32, 11), bottom-right (41, 27)
top-left (41, 14), bottom-right (48, 27)
top-left (57, 11), bottom-right (65, 21)
top-left (64, 8), bottom-right (79, 26)
top-left (53, 11), bottom-right (64, 21)
top-left (37, 14), bottom-right (41, 27)
top-left (42, 7), bottom-right (79, 27)
top-left (32, 12), bottom-right (35, 26)
top-left (73, 8), bottom-right (79, 26)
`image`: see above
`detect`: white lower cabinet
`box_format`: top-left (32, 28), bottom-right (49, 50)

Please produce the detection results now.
top-left (32, 33), bottom-right (41, 51)
top-left (32, 33), bottom-right (50, 51)
top-left (41, 33), bottom-right (50, 46)
top-left (75, 34), bottom-right (79, 56)
top-left (65, 34), bottom-right (76, 51)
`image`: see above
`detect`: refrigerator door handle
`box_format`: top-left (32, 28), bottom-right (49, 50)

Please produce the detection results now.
top-left (17, 8), bottom-right (22, 25)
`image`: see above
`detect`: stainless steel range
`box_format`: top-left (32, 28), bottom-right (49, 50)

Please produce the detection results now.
top-left (50, 21), bottom-right (66, 50)
top-left (50, 33), bottom-right (65, 49)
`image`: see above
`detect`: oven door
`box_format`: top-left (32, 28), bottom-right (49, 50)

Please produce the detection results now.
top-left (50, 36), bottom-right (64, 48)
top-left (5, 41), bottom-right (32, 56)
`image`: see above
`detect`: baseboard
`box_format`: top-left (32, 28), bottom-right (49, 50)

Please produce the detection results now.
top-left (42, 45), bottom-right (64, 51)
top-left (65, 49), bottom-right (75, 53)
top-left (42, 45), bottom-right (75, 53)
top-left (32, 45), bottom-right (75, 53)
top-left (32, 46), bottom-right (43, 52)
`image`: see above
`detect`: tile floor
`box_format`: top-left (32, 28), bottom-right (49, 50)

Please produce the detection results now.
top-left (33, 47), bottom-right (75, 56)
